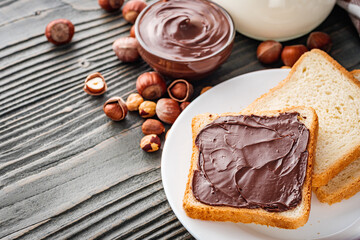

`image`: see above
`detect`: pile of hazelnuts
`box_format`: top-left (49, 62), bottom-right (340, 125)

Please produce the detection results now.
top-left (84, 70), bottom-right (211, 153)
top-left (256, 32), bottom-right (332, 67)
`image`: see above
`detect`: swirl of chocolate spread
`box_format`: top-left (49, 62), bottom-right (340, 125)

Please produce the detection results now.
top-left (192, 113), bottom-right (310, 212)
top-left (137, 0), bottom-right (232, 61)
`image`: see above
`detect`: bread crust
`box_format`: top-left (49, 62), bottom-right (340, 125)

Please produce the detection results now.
top-left (314, 69), bottom-right (360, 204)
top-left (314, 180), bottom-right (360, 205)
top-left (183, 106), bottom-right (318, 229)
top-left (350, 69), bottom-right (360, 77)
top-left (312, 147), bottom-right (360, 187)
top-left (314, 175), bottom-right (360, 205)
top-left (245, 49), bottom-right (360, 187)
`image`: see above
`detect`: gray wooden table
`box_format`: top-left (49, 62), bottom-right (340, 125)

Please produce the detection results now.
top-left (1, 1), bottom-right (359, 239)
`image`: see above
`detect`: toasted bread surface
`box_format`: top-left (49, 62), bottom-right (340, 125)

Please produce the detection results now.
top-left (243, 49), bottom-right (360, 187)
top-left (183, 107), bottom-right (318, 229)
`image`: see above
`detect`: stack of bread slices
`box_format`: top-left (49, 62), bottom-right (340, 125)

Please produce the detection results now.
top-left (243, 49), bottom-right (360, 204)
top-left (183, 49), bottom-right (360, 229)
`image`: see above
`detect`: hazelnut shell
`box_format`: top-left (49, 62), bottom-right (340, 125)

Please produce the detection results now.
top-left (45, 19), bottom-right (75, 45)
top-left (122, 0), bottom-right (147, 24)
top-left (156, 98), bottom-right (181, 124)
top-left (307, 32), bottom-right (332, 52)
top-left (136, 72), bottom-right (167, 100)
top-left (180, 101), bottom-right (191, 111)
top-left (167, 79), bottom-right (194, 102)
top-left (257, 40), bottom-right (282, 64)
top-left (103, 97), bottom-right (128, 121)
top-left (112, 37), bottom-right (139, 62)
top-left (142, 119), bottom-right (165, 135)
top-left (281, 45), bottom-right (308, 67)
top-left (98, 0), bottom-right (124, 11)
top-left (83, 72), bottom-right (107, 96)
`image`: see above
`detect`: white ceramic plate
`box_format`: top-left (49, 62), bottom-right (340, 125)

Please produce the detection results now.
top-left (161, 69), bottom-right (360, 240)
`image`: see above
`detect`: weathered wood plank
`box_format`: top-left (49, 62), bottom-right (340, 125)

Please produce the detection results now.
top-left (0, 1), bottom-right (359, 239)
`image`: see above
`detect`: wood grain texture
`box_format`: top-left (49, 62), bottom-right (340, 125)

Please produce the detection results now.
top-left (0, 0), bottom-right (359, 239)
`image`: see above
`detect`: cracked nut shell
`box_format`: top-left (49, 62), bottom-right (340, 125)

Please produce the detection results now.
top-left (139, 101), bottom-right (156, 118)
top-left (156, 98), bottom-right (181, 124)
top-left (167, 79), bottom-right (194, 102)
top-left (142, 119), bottom-right (165, 135)
top-left (84, 72), bottom-right (107, 96)
top-left (140, 134), bottom-right (161, 152)
top-left (136, 72), bottom-right (166, 100)
top-left (103, 97), bottom-right (128, 121)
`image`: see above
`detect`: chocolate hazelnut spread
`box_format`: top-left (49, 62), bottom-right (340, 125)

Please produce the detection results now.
top-left (137, 0), bottom-right (232, 61)
top-left (192, 113), bottom-right (310, 212)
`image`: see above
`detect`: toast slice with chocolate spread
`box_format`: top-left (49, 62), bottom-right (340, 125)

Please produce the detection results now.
top-left (243, 49), bottom-right (360, 188)
top-left (183, 106), bottom-right (318, 229)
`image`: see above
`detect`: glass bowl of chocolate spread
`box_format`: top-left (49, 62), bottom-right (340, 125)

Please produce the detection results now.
top-left (135, 0), bottom-right (235, 80)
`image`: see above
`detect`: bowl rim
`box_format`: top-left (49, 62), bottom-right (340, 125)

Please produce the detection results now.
top-left (134, 0), bottom-right (235, 63)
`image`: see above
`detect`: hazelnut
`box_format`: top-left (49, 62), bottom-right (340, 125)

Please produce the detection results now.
top-left (281, 45), bottom-right (308, 67)
top-left (136, 72), bottom-right (167, 100)
top-left (45, 19), bottom-right (74, 45)
top-left (156, 98), bottom-right (181, 124)
top-left (307, 32), bottom-right (332, 52)
top-left (98, 0), bottom-right (124, 11)
top-left (180, 101), bottom-right (191, 111)
top-left (139, 101), bottom-right (156, 118)
top-left (130, 25), bottom-right (136, 38)
top-left (167, 79), bottom-right (194, 102)
top-left (200, 86), bottom-right (212, 95)
top-left (112, 37), bottom-right (139, 62)
top-left (142, 119), bottom-right (165, 135)
top-left (83, 72), bottom-right (107, 96)
top-left (140, 134), bottom-right (161, 152)
top-left (126, 93), bottom-right (144, 111)
top-left (122, 0), bottom-right (147, 24)
top-left (103, 97), bottom-right (128, 121)
top-left (280, 66), bottom-right (291, 69)
top-left (257, 40), bottom-right (282, 64)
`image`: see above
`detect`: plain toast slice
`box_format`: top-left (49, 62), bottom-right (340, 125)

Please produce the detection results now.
top-left (314, 70), bottom-right (360, 204)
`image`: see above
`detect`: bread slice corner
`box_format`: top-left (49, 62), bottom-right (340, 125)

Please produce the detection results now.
top-left (183, 106), bottom-right (318, 229)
